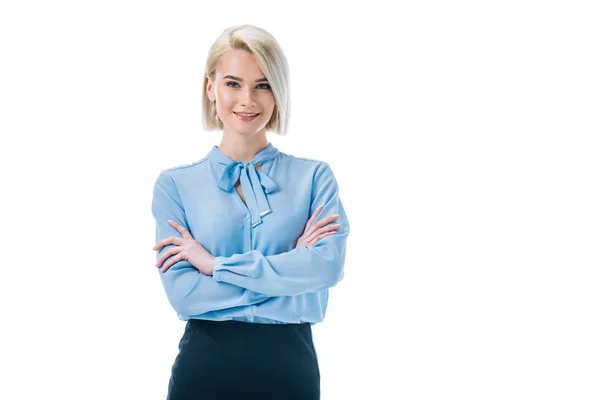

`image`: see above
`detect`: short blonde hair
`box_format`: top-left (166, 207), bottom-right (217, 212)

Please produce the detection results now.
top-left (202, 24), bottom-right (290, 136)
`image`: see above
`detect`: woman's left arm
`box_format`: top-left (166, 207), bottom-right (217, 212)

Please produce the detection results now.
top-left (212, 162), bottom-right (350, 297)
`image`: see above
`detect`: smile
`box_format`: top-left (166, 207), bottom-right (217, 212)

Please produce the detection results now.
top-left (234, 112), bottom-right (260, 121)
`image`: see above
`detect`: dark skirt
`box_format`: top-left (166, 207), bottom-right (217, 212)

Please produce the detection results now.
top-left (166, 318), bottom-right (321, 400)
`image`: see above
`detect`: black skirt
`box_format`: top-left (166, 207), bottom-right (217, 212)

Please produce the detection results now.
top-left (166, 318), bottom-right (321, 400)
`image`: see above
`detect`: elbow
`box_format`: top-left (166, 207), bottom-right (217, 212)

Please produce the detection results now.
top-left (160, 266), bottom-right (200, 319)
top-left (169, 283), bottom-right (196, 318)
top-left (314, 242), bottom-right (346, 290)
top-left (325, 262), bottom-right (345, 289)
top-left (173, 296), bottom-right (203, 320)
top-left (167, 294), bottom-right (189, 320)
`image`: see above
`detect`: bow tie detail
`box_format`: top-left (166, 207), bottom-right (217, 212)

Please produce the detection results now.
top-left (218, 162), bottom-right (277, 227)
top-left (206, 143), bottom-right (280, 228)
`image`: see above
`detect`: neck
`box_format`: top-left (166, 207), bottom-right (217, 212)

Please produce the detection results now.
top-left (218, 132), bottom-right (269, 162)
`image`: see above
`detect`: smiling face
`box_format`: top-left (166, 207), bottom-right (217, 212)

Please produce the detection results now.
top-left (205, 49), bottom-right (276, 137)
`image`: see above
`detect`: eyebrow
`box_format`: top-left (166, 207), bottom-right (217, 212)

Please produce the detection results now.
top-left (223, 75), bottom-right (268, 83)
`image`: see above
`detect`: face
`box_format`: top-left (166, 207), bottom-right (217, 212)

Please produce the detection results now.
top-left (206, 49), bottom-right (275, 137)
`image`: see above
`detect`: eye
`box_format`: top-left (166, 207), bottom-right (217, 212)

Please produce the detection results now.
top-left (225, 81), bottom-right (271, 90)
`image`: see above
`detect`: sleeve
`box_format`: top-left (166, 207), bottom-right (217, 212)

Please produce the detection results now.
top-left (151, 171), bottom-right (271, 319)
top-left (212, 162), bottom-right (350, 297)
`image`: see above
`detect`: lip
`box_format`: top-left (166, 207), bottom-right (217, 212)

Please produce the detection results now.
top-left (234, 112), bottom-right (260, 121)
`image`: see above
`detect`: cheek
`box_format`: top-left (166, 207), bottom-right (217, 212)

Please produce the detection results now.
top-left (217, 89), bottom-right (236, 110)
top-left (266, 97), bottom-right (276, 113)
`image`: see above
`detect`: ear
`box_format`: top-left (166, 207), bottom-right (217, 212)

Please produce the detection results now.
top-left (205, 76), bottom-right (215, 102)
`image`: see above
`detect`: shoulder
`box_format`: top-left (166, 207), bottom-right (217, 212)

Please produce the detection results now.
top-left (157, 157), bottom-right (210, 180)
top-left (276, 152), bottom-right (340, 194)
top-left (277, 150), bottom-right (331, 173)
top-left (152, 158), bottom-right (210, 196)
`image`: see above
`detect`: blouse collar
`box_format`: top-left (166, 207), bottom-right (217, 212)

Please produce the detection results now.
top-left (206, 143), bottom-right (280, 228)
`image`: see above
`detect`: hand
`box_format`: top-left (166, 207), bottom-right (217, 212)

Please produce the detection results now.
top-left (152, 220), bottom-right (215, 275)
top-left (295, 205), bottom-right (341, 248)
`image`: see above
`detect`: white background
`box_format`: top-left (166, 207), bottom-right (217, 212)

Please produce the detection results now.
top-left (1, 1), bottom-right (599, 399)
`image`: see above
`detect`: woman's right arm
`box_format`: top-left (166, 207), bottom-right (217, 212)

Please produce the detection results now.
top-left (151, 171), bottom-right (270, 319)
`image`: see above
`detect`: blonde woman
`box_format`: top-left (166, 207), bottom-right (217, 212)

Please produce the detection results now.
top-left (151, 24), bottom-right (350, 399)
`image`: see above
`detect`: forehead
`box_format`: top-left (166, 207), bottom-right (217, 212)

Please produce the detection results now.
top-left (216, 49), bottom-right (265, 78)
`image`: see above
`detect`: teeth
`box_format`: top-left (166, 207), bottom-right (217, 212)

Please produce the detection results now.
top-left (236, 112), bottom-right (258, 117)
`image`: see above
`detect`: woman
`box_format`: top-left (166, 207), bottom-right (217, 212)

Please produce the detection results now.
top-left (151, 24), bottom-right (350, 399)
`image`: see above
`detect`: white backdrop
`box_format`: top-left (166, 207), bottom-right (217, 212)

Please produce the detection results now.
top-left (1, 1), bottom-right (599, 399)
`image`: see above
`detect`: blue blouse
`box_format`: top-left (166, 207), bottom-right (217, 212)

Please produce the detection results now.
top-left (151, 142), bottom-right (350, 325)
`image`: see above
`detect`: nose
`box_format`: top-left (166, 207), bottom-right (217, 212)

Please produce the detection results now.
top-left (239, 85), bottom-right (256, 106)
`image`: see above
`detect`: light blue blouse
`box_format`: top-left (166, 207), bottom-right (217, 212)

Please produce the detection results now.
top-left (151, 142), bottom-right (350, 325)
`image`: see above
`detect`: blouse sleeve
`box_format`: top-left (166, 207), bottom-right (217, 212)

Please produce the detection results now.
top-left (151, 171), bottom-right (271, 319)
top-left (212, 162), bottom-right (350, 297)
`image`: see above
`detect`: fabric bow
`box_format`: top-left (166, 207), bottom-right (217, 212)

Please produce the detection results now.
top-left (217, 161), bottom-right (277, 227)
top-left (207, 143), bottom-right (280, 228)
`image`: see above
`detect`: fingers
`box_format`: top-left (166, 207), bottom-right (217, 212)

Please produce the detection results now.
top-left (160, 252), bottom-right (182, 273)
top-left (305, 214), bottom-right (340, 238)
top-left (304, 205), bottom-right (324, 232)
top-left (307, 231), bottom-right (337, 246)
top-left (152, 221), bottom-right (194, 251)
top-left (156, 246), bottom-right (178, 268)
top-left (158, 249), bottom-right (186, 273)
top-left (167, 219), bottom-right (193, 239)
top-left (152, 235), bottom-right (183, 251)
top-left (305, 223), bottom-right (341, 243)
top-left (314, 214), bottom-right (339, 229)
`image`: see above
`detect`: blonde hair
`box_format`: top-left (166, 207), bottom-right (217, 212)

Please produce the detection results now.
top-left (202, 24), bottom-right (290, 136)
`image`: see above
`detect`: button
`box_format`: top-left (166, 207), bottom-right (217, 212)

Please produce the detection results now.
top-left (245, 214), bottom-right (250, 219)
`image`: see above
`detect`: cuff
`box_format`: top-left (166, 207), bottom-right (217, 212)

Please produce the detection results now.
top-left (212, 256), bottom-right (224, 281)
